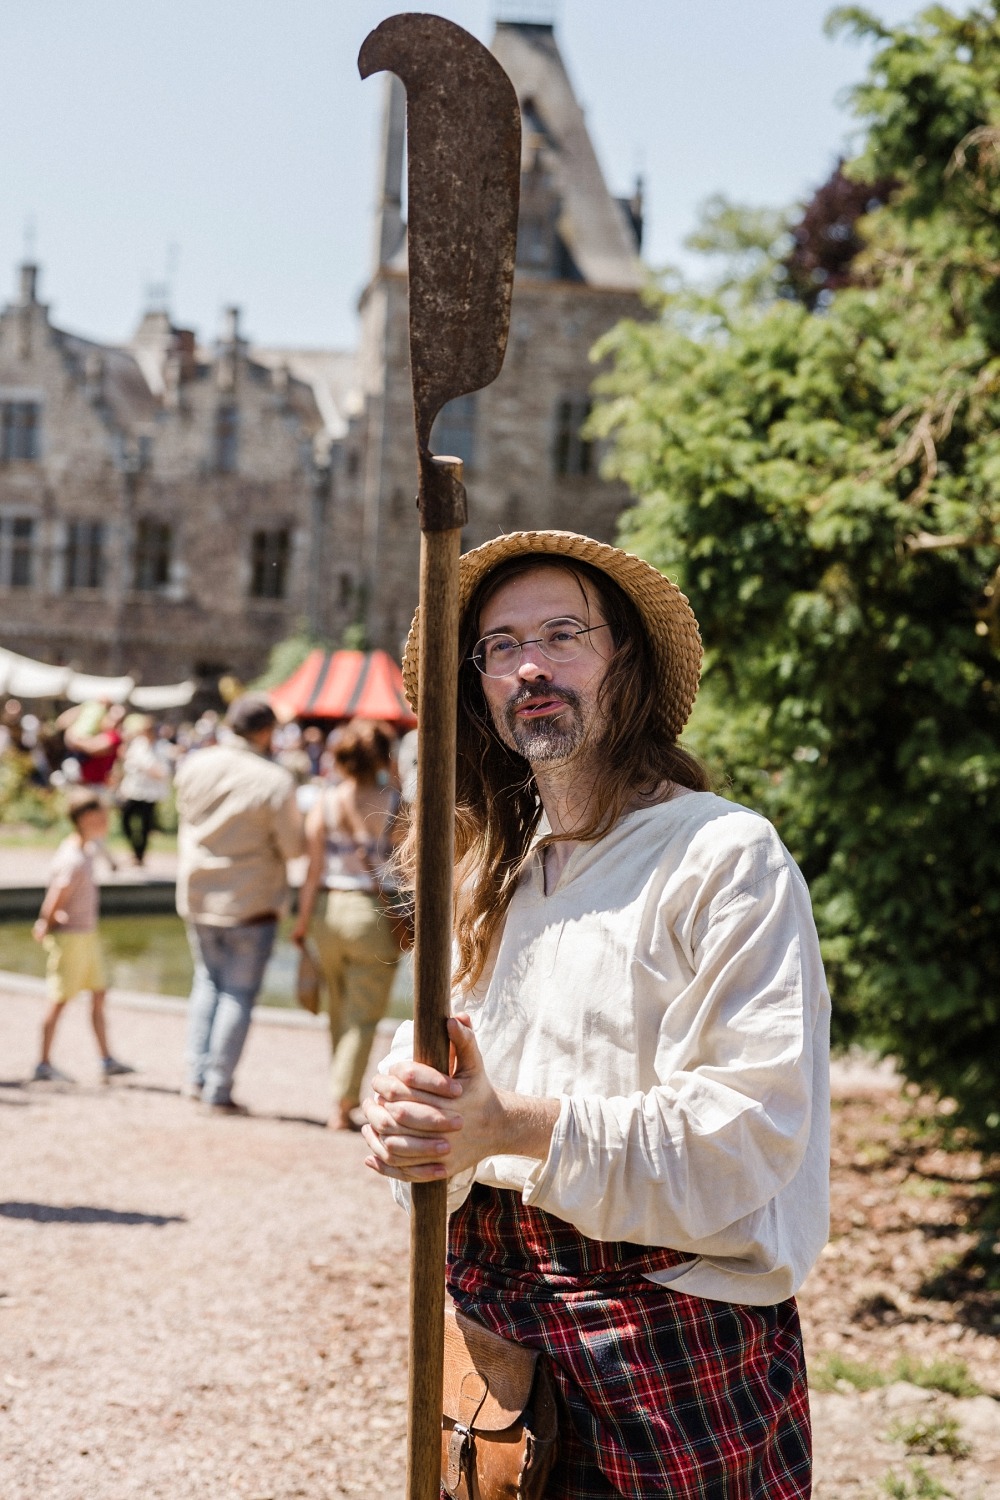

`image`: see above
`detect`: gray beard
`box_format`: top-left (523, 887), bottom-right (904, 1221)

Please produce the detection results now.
top-left (496, 686), bottom-right (587, 765)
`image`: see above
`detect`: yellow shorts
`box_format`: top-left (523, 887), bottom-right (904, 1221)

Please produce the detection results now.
top-left (43, 930), bottom-right (107, 1004)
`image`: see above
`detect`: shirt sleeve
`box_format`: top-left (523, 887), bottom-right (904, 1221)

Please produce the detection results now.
top-left (522, 860), bottom-right (826, 1255)
top-left (48, 845), bottom-right (82, 890)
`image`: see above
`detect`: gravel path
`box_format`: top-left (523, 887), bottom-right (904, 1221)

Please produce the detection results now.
top-left (1, 987), bottom-right (408, 1499)
top-left (1, 986), bottom-right (998, 1499)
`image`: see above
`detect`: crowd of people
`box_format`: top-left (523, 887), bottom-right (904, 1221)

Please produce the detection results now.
top-left (1, 694), bottom-right (399, 854)
top-left (10, 525), bottom-right (835, 1496)
top-left (5, 689), bottom-right (416, 1129)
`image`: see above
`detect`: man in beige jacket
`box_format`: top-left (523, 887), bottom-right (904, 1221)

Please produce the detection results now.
top-left (175, 695), bottom-right (304, 1113)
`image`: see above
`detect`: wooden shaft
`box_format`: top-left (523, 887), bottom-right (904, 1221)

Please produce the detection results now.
top-left (411, 528), bottom-right (460, 1081)
top-left (406, 523), bottom-right (462, 1500)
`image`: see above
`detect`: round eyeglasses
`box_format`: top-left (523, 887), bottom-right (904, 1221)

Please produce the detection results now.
top-left (470, 618), bottom-right (611, 677)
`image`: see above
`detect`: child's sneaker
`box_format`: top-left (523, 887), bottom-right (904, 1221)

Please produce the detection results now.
top-left (101, 1057), bottom-right (136, 1078)
top-left (33, 1062), bottom-right (75, 1083)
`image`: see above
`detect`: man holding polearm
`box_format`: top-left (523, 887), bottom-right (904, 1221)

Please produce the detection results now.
top-left (362, 530), bottom-right (830, 1498)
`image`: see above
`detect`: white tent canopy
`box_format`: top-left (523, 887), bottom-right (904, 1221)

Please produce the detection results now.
top-left (0, 647), bottom-right (195, 710)
top-left (130, 680), bottom-right (196, 711)
top-left (0, 650), bottom-right (73, 699)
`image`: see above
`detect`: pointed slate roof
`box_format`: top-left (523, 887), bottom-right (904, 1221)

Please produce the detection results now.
top-left (371, 21), bottom-right (644, 294)
top-left (492, 22), bottom-right (644, 292)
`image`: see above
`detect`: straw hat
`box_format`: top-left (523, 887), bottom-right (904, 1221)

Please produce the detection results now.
top-left (401, 530), bottom-right (702, 741)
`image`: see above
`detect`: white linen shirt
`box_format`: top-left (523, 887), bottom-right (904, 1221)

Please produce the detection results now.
top-left (387, 790), bottom-right (831, 1305)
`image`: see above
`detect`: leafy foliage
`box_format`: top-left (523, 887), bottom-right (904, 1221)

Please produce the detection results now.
top-left (683, 193), bottom-right (794, 309)
top-left (593, 2), bottom-right (1000, 1156)
top-left (0, 751), bottom-right (59, 828)
top-left (249, 630), bottom-right (331, 692)
top-left (782, 161), bottom-right (895, 307)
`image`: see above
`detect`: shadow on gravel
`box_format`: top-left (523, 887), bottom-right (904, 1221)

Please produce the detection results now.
top-left (102, 1081), bottom-right (185, 1098)
top-left (0, 1202), bottom-right (187, 1226)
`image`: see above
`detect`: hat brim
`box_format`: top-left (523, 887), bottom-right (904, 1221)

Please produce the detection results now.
top-left (401, 530), bottom-right (702, 741)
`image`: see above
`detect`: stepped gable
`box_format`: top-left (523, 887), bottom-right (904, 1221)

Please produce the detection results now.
top-left (54, 330), bottom-right (159, 432)
top-left (251, 347), bottom-right (360, 444)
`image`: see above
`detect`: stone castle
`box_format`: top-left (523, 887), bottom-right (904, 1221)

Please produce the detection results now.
top-left (0, 20), bottom-right (644, 690)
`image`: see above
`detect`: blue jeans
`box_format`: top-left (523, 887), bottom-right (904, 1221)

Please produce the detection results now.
top-left (185, 921), bottom-right (277, 1106)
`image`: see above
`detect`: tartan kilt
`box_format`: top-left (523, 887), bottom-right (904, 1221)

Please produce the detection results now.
top-left (446, 1184), bottom-right (811, 1500)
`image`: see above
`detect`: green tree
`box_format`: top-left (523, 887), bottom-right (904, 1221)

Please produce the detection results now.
top-left (250, 630), bottom-right (330, 692)
top-left (683, 192), bottom-right (794, 309)
top-left (592, 2), bottom-right (1000, 1163)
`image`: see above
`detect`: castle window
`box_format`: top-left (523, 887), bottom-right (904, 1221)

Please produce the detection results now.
top-left (1, 400), bottom-right (40, 462)
top-left (516, 146), bottom-right (561, 276)
top-left (134, 519), bottom-right (172, 591)
top-left (0, 514), bottom-right (35, 587)
top-left (519, 217), bottom-right (553, 269)
top-left (214, 403), bottom-right (239, 474)
top-left (553, 397), bottom-right (593, 477)
top-left (250, 528), bottom-right (290, 599)
top-left (432, 394), bottom-right (477, 470)
top-left (65, 520), bottom-right (105, 590)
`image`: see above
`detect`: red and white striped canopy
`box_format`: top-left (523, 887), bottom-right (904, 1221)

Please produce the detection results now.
top-left (269, 649), bottom-right (417, 728)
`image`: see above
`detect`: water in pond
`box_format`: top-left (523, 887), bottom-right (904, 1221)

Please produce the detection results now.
top-left (0, 914), bottom-right (414, 1018)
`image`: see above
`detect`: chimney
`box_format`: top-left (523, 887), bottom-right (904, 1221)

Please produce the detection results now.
top-left (216, 307), bottom-right (241, 393)
top-left (164, 349), bottom-right (184, 409)
top-left (18, 263), bottom-right (39, 306)
top-left (616, 176), bottom-right (644, 252)
top-left (629, 176), bottom-right (644, 251)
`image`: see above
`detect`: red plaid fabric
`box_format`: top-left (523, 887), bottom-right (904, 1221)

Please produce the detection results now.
top-left (447, 1185), bottom-right (811, 1500)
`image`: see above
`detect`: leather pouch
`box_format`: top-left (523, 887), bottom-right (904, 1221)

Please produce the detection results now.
top-left (441, 1304), bottom-right (558, 1500)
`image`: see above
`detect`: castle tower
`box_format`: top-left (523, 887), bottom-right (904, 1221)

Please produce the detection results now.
top-left (355, 18), bottom-right (646, 654)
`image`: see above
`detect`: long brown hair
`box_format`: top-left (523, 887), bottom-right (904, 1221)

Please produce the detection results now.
top-left (331, 718), bottom-right (393, 783)
top-left (430, 554), bottom-right (710, 988)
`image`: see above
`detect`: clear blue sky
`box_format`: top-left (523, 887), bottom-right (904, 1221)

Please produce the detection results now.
top-left (0, 0), bottom-right (922, 351)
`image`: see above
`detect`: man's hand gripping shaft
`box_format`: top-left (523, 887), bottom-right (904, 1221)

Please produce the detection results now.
top-left (362, 1016), bottom-right (559, 1182)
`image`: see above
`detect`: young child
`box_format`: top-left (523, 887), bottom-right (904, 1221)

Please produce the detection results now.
top-left (31, 788), bottom-right (134, 1082)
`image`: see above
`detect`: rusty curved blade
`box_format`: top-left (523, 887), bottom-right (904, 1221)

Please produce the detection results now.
top-left (359, 13), bottom-right (521, 459)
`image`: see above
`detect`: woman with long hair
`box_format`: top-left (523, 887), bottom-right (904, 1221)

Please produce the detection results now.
top-left (292, 719), bottom-right (404, 1130)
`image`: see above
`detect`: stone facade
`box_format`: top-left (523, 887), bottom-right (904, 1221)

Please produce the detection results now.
top-left (0, 19), bottom-right (644, 688)
top-left (0, 279), bottom-right (352, 686)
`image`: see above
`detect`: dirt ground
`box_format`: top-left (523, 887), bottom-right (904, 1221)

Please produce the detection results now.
top-left (1, 985), bottom-right (997, 1500)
